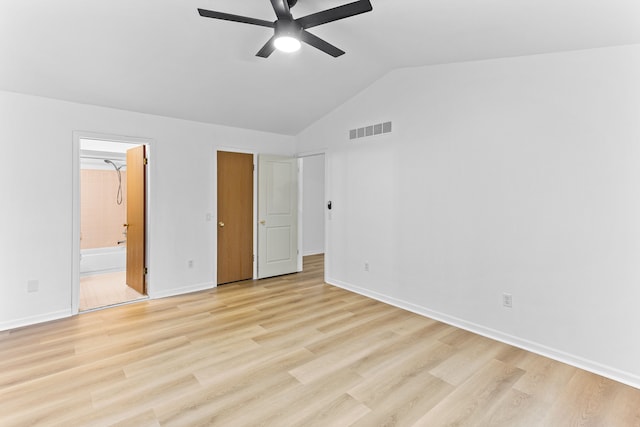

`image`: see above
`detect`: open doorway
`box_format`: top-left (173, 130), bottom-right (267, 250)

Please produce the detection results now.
top-left (300, 153), bottom-right (325, 259)
top-left (76, 137), bottom-right (148, 311)
top-left (216, 149), bottom-right (324, 284)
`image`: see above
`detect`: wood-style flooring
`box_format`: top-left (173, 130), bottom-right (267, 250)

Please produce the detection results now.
top-left (80, 271), bottom-right (146, 311)
top-left (1, 255), bottom-right (639, 426)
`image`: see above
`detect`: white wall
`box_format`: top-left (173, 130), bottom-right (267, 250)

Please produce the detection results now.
top-left (296, 44), bottom-right (640, 388)
top-left (0, 90), bottom-right (294, 330)
top-left (302, 154), bottom-right (325, 255)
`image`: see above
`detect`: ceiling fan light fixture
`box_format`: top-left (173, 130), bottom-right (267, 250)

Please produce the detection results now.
top-left (274, 35), bottom-right (301, 52)
top-left (198, 0), bottom-right (373, 58)
top-left (273, 19), bottom-right (302, 53)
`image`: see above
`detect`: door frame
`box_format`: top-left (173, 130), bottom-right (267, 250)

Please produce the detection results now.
top-left (214, 147), bottom-right (258, 281)
top-left (297, 149), bottom-right (328, 276)
top-left (72, 131), bottom-right (153, 314)
top-left (213, 147), bottom-right (324, 282)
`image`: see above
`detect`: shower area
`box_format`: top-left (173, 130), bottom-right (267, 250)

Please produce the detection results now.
top-left (79, 138), bottom-right (146, 311)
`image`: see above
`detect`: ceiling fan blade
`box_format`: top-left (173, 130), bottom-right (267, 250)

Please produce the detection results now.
top-left (295, 0), bottom-right (372, 29)
top-left (269, 0), bottom-right (292, 20)
top-left (198, 8), bottom-right (274, 28)
top-left (300, 30), bottom-right (345, 57)
top-left (256, 36), bottom-right (277, 58)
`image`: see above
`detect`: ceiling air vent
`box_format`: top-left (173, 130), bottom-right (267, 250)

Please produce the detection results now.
top-left (349, 121), bottom-right (392, 140)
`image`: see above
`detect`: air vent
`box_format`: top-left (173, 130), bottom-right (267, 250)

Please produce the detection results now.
top-left (349, 121), bottom-right (392, 140)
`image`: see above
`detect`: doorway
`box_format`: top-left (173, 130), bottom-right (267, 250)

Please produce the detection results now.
top-left (300, 153), bottom-right (325, 257)
top-left (216, 151), bottom-right (311, 283)
top-left (298, 152), bottom-right (326, 275)
top-left (75, 136), bottom-right (149, 311)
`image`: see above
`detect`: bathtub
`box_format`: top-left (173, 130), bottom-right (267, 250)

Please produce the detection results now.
top-left (80, 246), bottom-right (126, 276)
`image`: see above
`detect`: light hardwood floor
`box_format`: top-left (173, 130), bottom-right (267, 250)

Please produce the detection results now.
top-left (80, 271), bottom-right (146, 311)
top-left (1, 255), bottom-right (639, 426)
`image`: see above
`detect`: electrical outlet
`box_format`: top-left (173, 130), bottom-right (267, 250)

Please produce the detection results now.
top-left (27, 280), bottom-right (39, 293)
top-left (188, 260), bottom-right (194, 268)
top-left (502, 293), bottom-right (513, 308)
top-left (206, 213), bottom-right (212, 222)
top-left (364, 262), bottom-right (369, 272)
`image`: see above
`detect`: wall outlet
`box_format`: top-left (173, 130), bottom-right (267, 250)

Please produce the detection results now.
top-left (206, 213), bottom-right (212, 222)
top-left (188, 260), bottom-right (194, 268)
top-left (364, 262), bottom-right (369, 272)
top-left (27, 280), bottom-right (39, 293)
top-left (502, 293), bottom-right (513, 308)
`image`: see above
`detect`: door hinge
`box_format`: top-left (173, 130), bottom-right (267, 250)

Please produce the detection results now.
top-left (253, 254), bottom-right (255, 262)
top-left (144, 267), bottom-right (148, 275)
top-left (143, 157), bottom-right (149, 165)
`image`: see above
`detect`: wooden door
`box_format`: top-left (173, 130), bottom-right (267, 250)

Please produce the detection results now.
top-left (126, 145), bottom-right (146, 294)
top-left (257, 155), bottom-right (298, 279)
top-left (217, 151), bottom-right (253, 284)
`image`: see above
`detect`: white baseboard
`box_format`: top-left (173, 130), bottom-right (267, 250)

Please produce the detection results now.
top-left (0, 309), bottom-right (72, 332)
top-left (303, 250), bottom-right (324, 256)
top-left (149, 281), bottom-right (216, 300)
top-left (80, 267), bottom-right (125, 277)
top-left (0, 281), bottom-right (216, 332)
top-left (327, 277), bottom-right (640, 390)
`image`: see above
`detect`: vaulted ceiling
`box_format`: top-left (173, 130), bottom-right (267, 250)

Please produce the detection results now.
top-left (1, 0), bottom-right (639, 135)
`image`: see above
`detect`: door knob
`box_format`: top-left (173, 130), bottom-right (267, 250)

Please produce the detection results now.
top-left (259, 220), bottom-right (266, 225)
top-left (218, 221), bottom-right (225, 227)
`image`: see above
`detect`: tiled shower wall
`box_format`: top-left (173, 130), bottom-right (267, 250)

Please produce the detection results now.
top-left (80, 169), bottom-right (127, 249)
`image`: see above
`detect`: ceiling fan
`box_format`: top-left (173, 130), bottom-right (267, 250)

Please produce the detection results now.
top-left (197, 0), bottom-right (373, 58)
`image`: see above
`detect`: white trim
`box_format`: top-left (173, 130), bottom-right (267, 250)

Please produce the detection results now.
top-left (253, 153), bottom-right (258, 279)
top-left (72, 131), bottom-right (154, 315)
top-left (76, 131), bottom-right (154, 146)
top-left (297, 148), bottom-right (328, 158)
top-left (303, 250), bottom-right (324, 256)
top-left (323, 150), bottom-right (330, 282)
top-left (0, 309), bottom-right (71, 332)
top-left (326, 277), bottom-right (640, 391)
top-left (149, 282), bottom-right (215, 300)
top-left (297, 158), bottom-right (303, 272)
top-left (72, 135), bottom-right (80, 313)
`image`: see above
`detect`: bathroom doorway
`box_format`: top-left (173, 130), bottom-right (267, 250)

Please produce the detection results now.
top-left (77, 137), bottom-right (148, 311)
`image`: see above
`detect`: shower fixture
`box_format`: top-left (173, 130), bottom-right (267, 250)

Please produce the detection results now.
top-left (104, 159), bottom-right (126, 205)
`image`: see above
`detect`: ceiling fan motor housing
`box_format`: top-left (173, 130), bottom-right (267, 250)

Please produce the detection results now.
top-left (275, 19), bottom-right (302, 39)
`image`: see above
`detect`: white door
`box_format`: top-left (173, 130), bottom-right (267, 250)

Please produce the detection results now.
top-left (258, 155), bottom-right (298, 278)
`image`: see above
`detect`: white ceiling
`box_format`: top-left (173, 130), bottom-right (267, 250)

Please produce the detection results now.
top-left (1, 0), bottom-right (639, 135)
